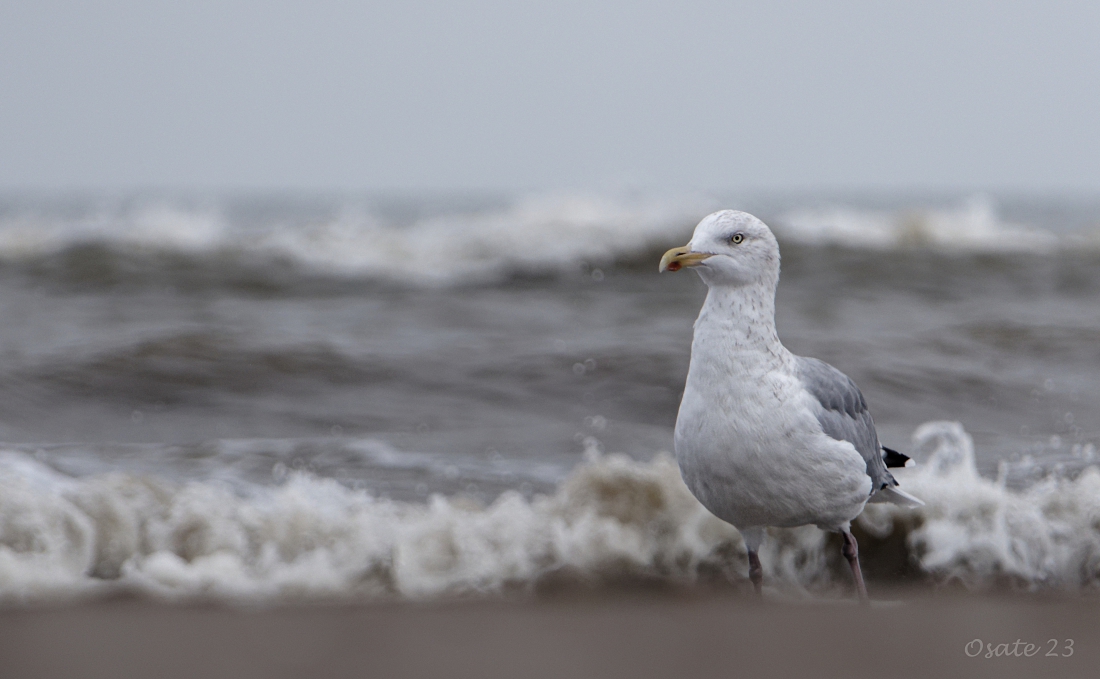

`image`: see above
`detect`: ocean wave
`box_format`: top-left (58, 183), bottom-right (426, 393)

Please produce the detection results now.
top-left (2, 422), bottom-right (1098, 604)
top-left (0, 193), bottom-right (709, 287)
top-left (2, 193), bottom-right (1094, 289)
top-left (772, 195), bottom-right (1085, 253)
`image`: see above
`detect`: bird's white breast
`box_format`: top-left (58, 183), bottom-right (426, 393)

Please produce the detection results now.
top-left (673, 288), bottom-right (871, 530)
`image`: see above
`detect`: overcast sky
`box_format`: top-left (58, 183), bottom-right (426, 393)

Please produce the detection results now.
top-left (2, 1), bottom-right (1099, 193)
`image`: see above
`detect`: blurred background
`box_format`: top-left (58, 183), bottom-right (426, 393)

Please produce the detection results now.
top-left (1, 1), bottom-right (1099, 601)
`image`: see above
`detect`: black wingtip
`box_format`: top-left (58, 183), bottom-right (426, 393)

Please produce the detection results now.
top-left (882, 446), bottom-right (910, 468)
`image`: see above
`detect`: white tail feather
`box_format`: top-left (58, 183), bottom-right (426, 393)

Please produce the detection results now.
top-left (869, 485), bottom-right (925, 507)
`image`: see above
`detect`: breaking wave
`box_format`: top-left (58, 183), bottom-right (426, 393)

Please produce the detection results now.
top-left (2, 421), bottom-right (1099, 604)
top-left (1, 193), bottom-right (1095, 289)
top-left (0, 193), bottom-right (709, 287)
top-left (772, 195), bottom-right (1096, 253)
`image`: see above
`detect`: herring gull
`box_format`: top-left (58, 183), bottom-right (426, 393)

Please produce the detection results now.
top-left (660, 210), bottom-right (922, 600)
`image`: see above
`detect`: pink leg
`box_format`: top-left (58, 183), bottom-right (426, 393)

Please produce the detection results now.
top-left (841, 529), bottom-right (869, 602)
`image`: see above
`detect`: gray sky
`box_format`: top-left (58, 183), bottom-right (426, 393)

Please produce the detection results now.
top-left (2, 1), bottom-right (1099, 192)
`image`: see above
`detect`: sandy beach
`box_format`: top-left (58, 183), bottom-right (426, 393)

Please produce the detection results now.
top-left (1, 592), bottom-right (1096, 679)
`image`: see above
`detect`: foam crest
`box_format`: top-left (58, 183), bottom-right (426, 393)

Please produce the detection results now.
top-left (775, 196), bottom-right (1065, 252)
top-left (2, 422), bottom-right (1099, 604)
top-left (255, 193), bottom-right (710, 284)
top-left (0, 203), bottom-right (227, 256)
top-left (0, 450), bottom-right (815, 603)
top-left (0, 193), bottom-right (708, 286)
top-left (3, 194), bottom-right (1093, 288)
top-left (861, 421), bottom-right (1100, 590)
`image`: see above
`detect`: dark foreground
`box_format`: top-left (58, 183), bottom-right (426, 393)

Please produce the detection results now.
top-left (1, 593), bottom-right (1096, 679)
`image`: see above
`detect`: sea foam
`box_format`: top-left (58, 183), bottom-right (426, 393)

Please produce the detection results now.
top-left (1, 193), bottom-right (1093, 288)
top-left (774, 196), bottom-right (1056, 252)
top-left (0, 193), bottom-right (710, 286)
top-left (1, 422), bottom-right (1098, 604)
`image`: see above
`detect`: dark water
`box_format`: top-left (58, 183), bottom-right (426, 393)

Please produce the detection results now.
top-left (2, 192), bottom-right (1100, 603)
top-left (0, 194), bottom-right (1097, 498)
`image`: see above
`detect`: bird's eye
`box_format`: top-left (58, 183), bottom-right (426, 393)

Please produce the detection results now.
top-left (730, 233), bottom-right (744, 245)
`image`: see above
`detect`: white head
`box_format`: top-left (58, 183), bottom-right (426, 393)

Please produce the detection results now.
top-left (659, 210), bottom-right (780, 288)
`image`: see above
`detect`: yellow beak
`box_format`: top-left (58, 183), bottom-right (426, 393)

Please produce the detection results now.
top-left (659, 245), bottom-right (713, 273)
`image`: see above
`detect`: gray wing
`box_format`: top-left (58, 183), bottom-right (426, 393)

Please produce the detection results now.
top-left (794, 356), bottom-right (896, 495)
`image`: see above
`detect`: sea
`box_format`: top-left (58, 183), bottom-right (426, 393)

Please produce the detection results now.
top-left (1, 190), bottom-right (1098, 603)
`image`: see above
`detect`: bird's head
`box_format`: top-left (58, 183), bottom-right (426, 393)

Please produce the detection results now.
top-left (659, 210), bottom-right (780, 288)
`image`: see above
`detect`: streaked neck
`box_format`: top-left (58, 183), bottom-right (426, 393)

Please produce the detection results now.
top-left (692, 282), bottom-right (788, 366)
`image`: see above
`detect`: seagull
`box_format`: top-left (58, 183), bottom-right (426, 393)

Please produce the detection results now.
top-left (659, 210), bottom-right (922, 600)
